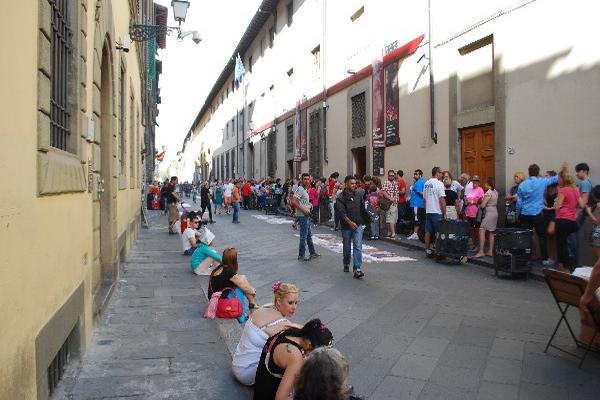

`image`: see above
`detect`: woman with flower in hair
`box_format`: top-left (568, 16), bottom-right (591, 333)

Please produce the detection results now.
top-left (254, 319), bottom-right (334, 400)
top-left (232, 282), bottom-right (302, 386)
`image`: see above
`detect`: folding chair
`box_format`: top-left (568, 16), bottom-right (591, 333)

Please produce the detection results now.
top-left (542, 268), bottom-right (600, 368)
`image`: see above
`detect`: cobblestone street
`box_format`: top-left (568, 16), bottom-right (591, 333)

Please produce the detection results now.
top-left (56, 207), bottom-right (600, 399)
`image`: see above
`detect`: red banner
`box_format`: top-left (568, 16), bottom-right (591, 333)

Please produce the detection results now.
top-left (371, 57), bottom-right (385, 149)
top-left (385, 60), bottom-right (400, 146)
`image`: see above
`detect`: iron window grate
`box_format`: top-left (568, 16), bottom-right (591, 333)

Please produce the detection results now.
top-left (286, 125), bottom-right (294, 154)
top-left (49, 0), bottom-right (73, 151)
top-left (47, 331), bottom-right (72, 396)
top-left (351, 92), bottom-right (366, 138)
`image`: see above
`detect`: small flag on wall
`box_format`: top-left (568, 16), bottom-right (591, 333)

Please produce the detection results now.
top-left (234, 53), bottom-right (245, 90)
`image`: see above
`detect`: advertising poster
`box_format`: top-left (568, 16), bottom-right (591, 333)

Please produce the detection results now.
top-left (372, 147), bottom-right (385, 176)
top-left (293, 101), bottom-right (301, 162)
top-left (300, 108), bottom-right (308, 161)
top-left (371, 57), bottom-right (385, 149)
top-left (385, 60), bottom-right (400, 146)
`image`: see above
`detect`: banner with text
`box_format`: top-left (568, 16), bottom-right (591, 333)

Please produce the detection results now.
top-left (371, 57), bottom-right (385, 149)
top-left (385, 60), bottom-right (400, 146)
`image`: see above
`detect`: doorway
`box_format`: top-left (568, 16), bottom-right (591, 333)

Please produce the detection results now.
top-left (352, 147), bottom-right (366, 178)
top-left (460, 123), bottom-right (495, 184)
top-left (93, 41), bottom-right (116, 309)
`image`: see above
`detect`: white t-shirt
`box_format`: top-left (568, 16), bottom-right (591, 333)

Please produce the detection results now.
top-left (224, 183), bottom-right (234, 196)
top-left (424, 178), bottom-right (446, 214)
top-left (182, 228), bottom-right (196, 252)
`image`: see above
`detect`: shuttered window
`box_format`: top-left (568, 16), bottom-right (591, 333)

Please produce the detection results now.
top-left (351, 92), bottom-right (366, 138)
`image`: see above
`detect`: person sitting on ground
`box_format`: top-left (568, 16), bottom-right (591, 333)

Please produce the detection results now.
top-left (181, 211), bottom-right (201, 256)
top-left (190, 226), bottom-right (221, 275)
top-left (208, 247), bottom-right (257, 311)
top-left (294, 347), bottom-right (363, 400)
top-left (253, 319), bottom-right (334, 400)
top-left (232, 282), bottom-right (302, 386)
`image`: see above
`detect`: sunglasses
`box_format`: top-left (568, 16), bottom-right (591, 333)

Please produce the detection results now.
top-left (192, 220), bottom-right (200, 224)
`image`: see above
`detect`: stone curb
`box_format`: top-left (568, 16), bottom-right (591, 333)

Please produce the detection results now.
top-left (197, 276), bottom-right (243, 359)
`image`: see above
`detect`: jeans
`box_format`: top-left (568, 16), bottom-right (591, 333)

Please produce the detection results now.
top-left (519, 214), bottom-right (548, 260)
top-left (311, 207), bottom-right (319, 225)
top-left (232, 202), bottom-right (240, 223)
top-left (567, 232), bottom-right (579, 266)
top-left (342, 225), bottom-right (364, 271)
top-left (298, 216), bottom-right (316, 257)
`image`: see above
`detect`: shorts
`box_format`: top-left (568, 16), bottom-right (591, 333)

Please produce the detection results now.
top-left (591, 228), bottom-right (600, 248)
top-left (425, 213), bottom-right (442, 235)
top-left (183, 247), bottom-right (195, 256)
top-left (224, 195), bottom-right (232, 205)
top-left (519, 214), bottom-right (546, 235)
top-left (386, 204), bottom-right (398, 224)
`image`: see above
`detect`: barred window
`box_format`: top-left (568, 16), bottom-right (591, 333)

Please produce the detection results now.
top-left (268, 132), bottom-right (277, 177)
top-left (49, 0), bottom-right (73, 151)
top-left (351, 92), bottom-right (366, 138)
top-left (129, 95), bottom-right (135, 184)
top-left (286, 124), bottom-right (294, 154)
top-left (119, 65), bottom-right (126, 175)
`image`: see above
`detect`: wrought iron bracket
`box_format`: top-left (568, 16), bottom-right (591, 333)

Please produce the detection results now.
top-left (129, 24), bottom-right (178, 42)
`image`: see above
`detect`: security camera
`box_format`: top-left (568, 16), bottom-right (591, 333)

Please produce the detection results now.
top-left (178, 30), bottom-right (202, 44)
top-left (192, 31), bottom-right (201, 44)
top-left (116, 34), bottom-right (130, 53)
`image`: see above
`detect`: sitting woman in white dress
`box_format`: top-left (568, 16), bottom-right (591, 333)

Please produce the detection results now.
top-left (232, 282), bottom-right (302, 386)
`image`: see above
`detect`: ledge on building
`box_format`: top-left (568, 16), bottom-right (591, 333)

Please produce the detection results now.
top-left (38, 149), bottom-right (87, 196)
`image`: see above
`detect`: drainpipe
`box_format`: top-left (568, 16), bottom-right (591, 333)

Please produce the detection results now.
top-left (428, 0), bottom-right (437, 144)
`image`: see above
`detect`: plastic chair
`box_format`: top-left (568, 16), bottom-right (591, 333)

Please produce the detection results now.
top-left (542, 268), bottom-right (600, 368)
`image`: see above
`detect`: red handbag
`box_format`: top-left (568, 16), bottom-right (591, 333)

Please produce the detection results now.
top-left (215, 288), bottom-right (243, 319)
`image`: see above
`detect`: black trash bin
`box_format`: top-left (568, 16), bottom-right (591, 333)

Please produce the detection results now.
top-left (434, 219), bottom-right (470, 263)
top-left (265, 193), bottom-right (279, 215)
top-left (493, 228), bottom-right (532, 278)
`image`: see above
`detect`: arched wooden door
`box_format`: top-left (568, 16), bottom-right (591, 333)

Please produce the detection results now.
top-left (461, 124), bottom-right (495, 184)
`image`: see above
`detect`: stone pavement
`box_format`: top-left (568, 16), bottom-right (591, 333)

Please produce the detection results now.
top-left (55, 205), bottom-right (600, 399)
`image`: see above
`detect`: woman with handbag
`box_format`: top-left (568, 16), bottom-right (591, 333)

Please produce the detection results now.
top-left (208, 248), bottom-right (257, 314)
top-left (253, 319), bottom-right (334, 400)
top-left (232, 282), bottom-right (302, 386)
top-left (474, 177), bottom-right (498, 258)
top-left (464, 176), bottom-right (485, 250)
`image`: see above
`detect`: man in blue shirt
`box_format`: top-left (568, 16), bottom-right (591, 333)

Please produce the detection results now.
top-left (517, 163), bottom-right (561, 261)
top-left (408, 169), bottom-right (425, 240)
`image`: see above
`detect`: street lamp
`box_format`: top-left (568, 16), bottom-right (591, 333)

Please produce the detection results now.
top-left (129, 0), bottom-right (199, 43)
top-left (171, 0), bottom-right (190, 24)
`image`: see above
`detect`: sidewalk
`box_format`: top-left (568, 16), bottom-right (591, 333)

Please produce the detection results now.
top-left (53, 208), bottom-right (251, 400)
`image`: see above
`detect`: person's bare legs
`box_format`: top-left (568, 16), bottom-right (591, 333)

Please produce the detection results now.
top-left (474, 228), bottom-right (487, 257)
top-left (487, 233), bottom-right (495, 257)
top-left (193, 257), bottom-right (218, 275)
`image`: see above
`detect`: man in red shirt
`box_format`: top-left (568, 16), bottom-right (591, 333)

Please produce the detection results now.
top-left (396, 170), bottom-right (408, 233)
top-left (242, 180), bottom-right (252, 209)
top-left (327, 172), bottom-right (340, 222)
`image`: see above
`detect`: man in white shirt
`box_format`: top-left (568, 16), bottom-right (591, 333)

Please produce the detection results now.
top-left (423, 166), bottom-right (446, 257)
top-left (181, 212), bottom-right (202, 255)
top-left (223, 178), bottom-right (234, 215)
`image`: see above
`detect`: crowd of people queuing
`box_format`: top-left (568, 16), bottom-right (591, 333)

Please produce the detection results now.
top-left (149, 158), bottom-right (599, 398)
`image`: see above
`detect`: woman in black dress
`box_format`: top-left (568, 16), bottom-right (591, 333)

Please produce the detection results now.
top-left (253, 319), bottom-right (333, 400)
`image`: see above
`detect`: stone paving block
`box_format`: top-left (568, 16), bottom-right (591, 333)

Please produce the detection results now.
top-left (69, 375), bottom-right (150, 398)
top-left (369, 376), bottom-right (426, 400)
top-left (417, 382), bottom-right (477, 400)
top-left (482, 357), bottom-right (522, 384)
top-left (419, 325), bottom-right (459, 340)
top-left (437, 344), bottom-right (490, 370)
top-left (518, 382), bottom-right (568, 400)
top-left (428, 312), bottom-right (464, 328)
top-left (390, 354), bottom-right (439, 381)
top-left (405, 337), bottom-right (450, 358)
top-left (348, 355), bottom-right (397, 398)
top-left (489, 337), bottom-right (525, 360)
top-left (78, 358), bottom-right (170, 378)
top-left (476, 381), bottom-right (519, 400)
top-left (372, 335), bottom-right (413, 360)
top-left (451, 325), bottom-right (496, 348)
top-left (429, 365), bottom-right (480, 390)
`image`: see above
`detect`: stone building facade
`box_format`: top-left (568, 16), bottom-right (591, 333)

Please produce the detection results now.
top-left (0, 1), bottom-right (164, 398)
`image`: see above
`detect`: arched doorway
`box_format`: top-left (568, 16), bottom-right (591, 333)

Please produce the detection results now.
top-left (93, 41), bottom-right (116, 310)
